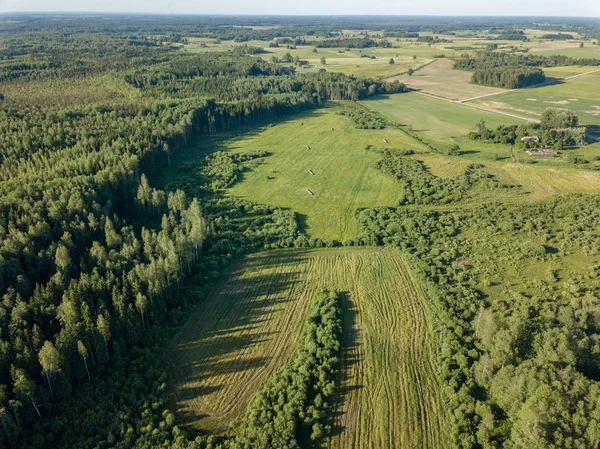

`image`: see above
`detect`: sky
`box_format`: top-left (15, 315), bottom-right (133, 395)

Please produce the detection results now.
top-left (0, 0), bottom-right (598, 17)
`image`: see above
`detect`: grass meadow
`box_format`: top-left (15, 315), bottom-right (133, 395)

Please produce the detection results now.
top-left (223, 106), bottom-right (429, 241)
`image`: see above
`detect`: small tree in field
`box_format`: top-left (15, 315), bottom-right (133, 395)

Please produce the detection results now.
top-left (320, 56), bottom-right (326, 65)
top-left (448, 144), bottom-right (461, 156)
top-left (389, 58), bottom-right (395, 65)
top-left (407, 68), bottom-right (414, 76)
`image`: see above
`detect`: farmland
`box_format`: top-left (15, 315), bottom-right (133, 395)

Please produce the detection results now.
top-left (164, 248), bottom-right (447, 447)
top-left (388, 58), bottom-right (507, 100)
top-left (6, 13), bottom-right (600, 449)
top-left (363, 92), bottom-right (523, 141)
top-left (469, 71), bottom-right (600, 127)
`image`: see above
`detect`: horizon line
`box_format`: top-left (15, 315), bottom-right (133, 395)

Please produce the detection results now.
top-left (0, 12), bottom-right (599, 19)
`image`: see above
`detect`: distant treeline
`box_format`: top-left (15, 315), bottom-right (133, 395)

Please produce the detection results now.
top-left (311, 38), bottom-right (392, 48)
top-left (472, 66), bottom-right (545, 89)
top-left (541, 33), bottom-right (574, 40)
top-left (383, 31), bottom-right (420, 38)
top-left (417, 36), bottom-right (452, 43)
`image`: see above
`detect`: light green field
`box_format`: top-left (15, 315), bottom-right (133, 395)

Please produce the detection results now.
top-left (414, 153), bottom-right (600, 199)
top-left (534, 46), bottom-right (600, 58)
top-left (469, 71), bottom-right (600, 127)
top-left (542, 65), bottom-right (600, 79)
top-left (387, 58), bottom-right (506, 100)
top-left (266, 45), bottom-right (431, 78)
top-left (223, 106), bottom-right (428, 241)
top-left (165, 248), bottom-right (448, 448)
top-left (363, 92), bottom-right (523, 141)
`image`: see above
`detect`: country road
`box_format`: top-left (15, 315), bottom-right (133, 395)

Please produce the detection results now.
top-left (406, 88), bottom-right (539, 122)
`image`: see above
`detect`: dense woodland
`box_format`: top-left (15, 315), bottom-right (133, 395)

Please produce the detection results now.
top-left (355, 189), bottom-right (600, 449)
top-left (1, 13), bottom-right (600, 449)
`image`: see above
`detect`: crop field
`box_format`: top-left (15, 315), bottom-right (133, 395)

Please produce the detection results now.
top-left (387, 58), bottom-right (506, 100)
top-left (469, 71), bottom-right (600, 126)
top-left (165, 248), bottom-right (447, 447)
top-left (223, 106), bottom-right (429, 241)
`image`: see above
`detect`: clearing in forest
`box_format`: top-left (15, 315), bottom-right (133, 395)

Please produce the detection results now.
top-left (224, 106), bottom-right (428, 241)
top-left (165, 248), bottom-right (447, 448)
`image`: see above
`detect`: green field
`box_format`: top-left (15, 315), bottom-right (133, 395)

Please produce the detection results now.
top-left (387, 58), bottom-right (507, 100)
top-left (534, 46), bottom-right (600, 58)
top-left (469, 71), bottom-right (600, 127)
top-left (363, 92), bottom-right (523, 141)
top-left (222, 106), bottom-right (428, 241)
top-left (165, 248), bottom-right (448, 448)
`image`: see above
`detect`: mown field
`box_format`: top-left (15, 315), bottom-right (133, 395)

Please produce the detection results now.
top-left (363, 92), bottom-right (523, 141)
top-left (469, 70), bottom-right (600, 127)
top-left (223, 106), bottom-right (428, 241)
top-left (165, 248), bottom-right (447, 448)
top-left (388, 58), bottom-right (507, 100)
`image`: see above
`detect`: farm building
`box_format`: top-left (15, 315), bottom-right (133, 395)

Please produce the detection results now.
top-left (521, 136), bottom-right (540, 143)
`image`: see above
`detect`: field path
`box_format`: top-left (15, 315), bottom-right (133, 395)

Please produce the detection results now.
top-left (165, 248), bottom-right (447, 448)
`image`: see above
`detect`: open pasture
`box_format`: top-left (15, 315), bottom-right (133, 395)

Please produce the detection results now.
top-left (165, 248), bottom-right (447, 448)
top-left (533, 45), bottom-right (600, 58)
top-left (413, 153), bottom-right (600, 199)
top-left (223, 106), bottom-right (428, 241)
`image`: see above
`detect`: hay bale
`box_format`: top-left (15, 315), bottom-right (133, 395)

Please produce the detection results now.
top-left (308, 169), bottom-right (314, 175)
top-left (306, 189), bottom-right (314, 196)
top-left (305, 145), bottom-right (310, 150)
top-left (383, 138), bottom-right (389, 144)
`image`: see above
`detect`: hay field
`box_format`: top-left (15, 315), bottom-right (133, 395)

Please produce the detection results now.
top-left (165, 248), bottom-right (448, 448)
top-left (224, 106), bottom-right (429, 241)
